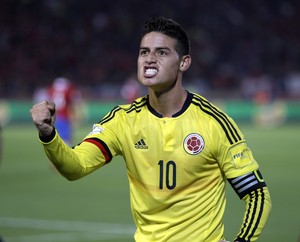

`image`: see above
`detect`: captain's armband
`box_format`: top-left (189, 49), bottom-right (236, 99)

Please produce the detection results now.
top-left (228, 170), bottom-right (267, 199)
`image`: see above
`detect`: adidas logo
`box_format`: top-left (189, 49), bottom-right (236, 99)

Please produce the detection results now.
top-left (134, 139), bottom-right (148, 149)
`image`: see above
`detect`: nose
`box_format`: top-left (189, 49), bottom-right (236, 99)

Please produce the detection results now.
top-left (145, 52), bottom-right (156, 64)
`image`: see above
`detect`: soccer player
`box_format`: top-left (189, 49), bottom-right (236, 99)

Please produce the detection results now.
top-left (30, 16), bottom-right (271, 241)
top-left (47, 77), bottom-right (81, 145)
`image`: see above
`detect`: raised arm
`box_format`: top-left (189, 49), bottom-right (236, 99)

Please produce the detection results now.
top-left (30, 100), bottom-right (105, 180)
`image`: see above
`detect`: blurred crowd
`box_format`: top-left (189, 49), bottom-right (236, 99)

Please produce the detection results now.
top-left (0, 0), bottom-right (300, 101)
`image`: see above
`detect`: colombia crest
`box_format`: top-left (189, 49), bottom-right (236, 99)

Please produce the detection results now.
top-left (183, 133), bottom-right (205, 155)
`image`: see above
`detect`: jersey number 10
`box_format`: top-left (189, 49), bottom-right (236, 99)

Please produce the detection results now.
top-left (158, 160), bottom-right (177, 190)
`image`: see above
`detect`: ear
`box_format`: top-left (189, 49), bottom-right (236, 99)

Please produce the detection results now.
top-left (179, 55), bottom-right (192, 72)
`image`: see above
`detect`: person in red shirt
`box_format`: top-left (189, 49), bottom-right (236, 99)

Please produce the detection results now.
top-left (48, 77), bottom-right (81, 145)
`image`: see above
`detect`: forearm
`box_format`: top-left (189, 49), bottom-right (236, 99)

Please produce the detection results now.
top-left (40, 128), bottom-right (105, 180)
top-left (234, 187), bottom-right (271, 241)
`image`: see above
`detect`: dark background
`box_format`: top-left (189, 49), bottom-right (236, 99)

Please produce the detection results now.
top-left (1, 0), bottom-right (300, 100)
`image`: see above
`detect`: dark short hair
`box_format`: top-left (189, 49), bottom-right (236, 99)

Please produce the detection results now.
top-left (141, 16), bottom-right (191, 57)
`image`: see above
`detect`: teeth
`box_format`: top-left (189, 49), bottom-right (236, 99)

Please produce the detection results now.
top-left (145, 68), bottom-right (157, 75)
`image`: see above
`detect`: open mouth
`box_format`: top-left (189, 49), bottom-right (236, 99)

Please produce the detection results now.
top-left (144, 67), bottom-right (158, 77)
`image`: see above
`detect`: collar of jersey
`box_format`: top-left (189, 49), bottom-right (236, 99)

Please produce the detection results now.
top-left (146, 91), bottom-right (193, 118)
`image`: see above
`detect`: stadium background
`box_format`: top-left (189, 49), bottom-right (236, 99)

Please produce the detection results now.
top-left (0, 0), bottom-right (299, 242)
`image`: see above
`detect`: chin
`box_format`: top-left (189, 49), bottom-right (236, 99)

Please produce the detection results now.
top-left (140, 78), bottom-right (156, 87)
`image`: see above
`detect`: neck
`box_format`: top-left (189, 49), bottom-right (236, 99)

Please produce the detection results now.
top-left (148, 87), bottom-right (187, 117)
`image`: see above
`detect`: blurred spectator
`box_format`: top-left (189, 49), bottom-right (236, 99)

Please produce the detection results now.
top-left (0, 0), bottom-right (299, 100)
top-left (285, 70), bottom-right (300, 99)
top-left (240, 68), bottom-right (275, 104)
top-left (47, 77), bottom-right (82, 145)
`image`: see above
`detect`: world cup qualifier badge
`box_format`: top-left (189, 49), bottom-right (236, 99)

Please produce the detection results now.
top-left (183, 133), bottom-right (205, 155)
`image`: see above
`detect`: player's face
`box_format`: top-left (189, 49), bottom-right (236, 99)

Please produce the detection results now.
top-left (137, 32), bottom-right (182, 92)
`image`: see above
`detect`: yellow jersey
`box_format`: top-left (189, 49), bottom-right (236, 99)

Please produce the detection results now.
top-left (41, 92), bottom-right (270, 241)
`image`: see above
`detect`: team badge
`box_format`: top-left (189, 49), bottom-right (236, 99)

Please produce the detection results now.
top-left (183, 133), bottom-right (205, 155)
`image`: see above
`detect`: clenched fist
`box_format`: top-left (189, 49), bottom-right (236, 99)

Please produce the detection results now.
top-left (30, 100), bottom-right (56, 137)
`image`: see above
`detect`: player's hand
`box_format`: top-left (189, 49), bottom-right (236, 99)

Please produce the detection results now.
top-left (30, 100), bottom-right (56, 137)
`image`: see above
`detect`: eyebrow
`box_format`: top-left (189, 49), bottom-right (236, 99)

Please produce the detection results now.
top-left (139, 47), bottom-right (172, 51)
